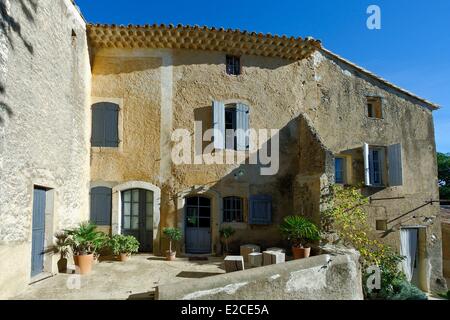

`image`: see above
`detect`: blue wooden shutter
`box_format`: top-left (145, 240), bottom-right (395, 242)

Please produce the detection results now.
top-left (91, 102), bottom-right (119, 147)
top-left (249, 195), bottom-right (272, 225)
top-left (104, 103), bottom-right (119, 147)
top-left (90, 187), bottom-right (112, 225)
top-left (388, 143), bottom-right (403, 186)
top-left (236, 103), bottom-right (249, 151)
top-left (363, 143), bottom-right (371, 186)
top-left (91, 104), bottom-right (105, 146)
top-left (213, 101), bottom-right (225, 150)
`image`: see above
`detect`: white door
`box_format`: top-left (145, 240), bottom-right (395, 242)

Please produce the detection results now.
top-left (400, 228), bottom-right (419, 286)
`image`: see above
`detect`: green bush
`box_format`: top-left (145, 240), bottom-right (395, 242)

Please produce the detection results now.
top-left (438, 290), bottom-right (450, 300)
top-left (64, 222), bottom-right (107, 256)
top-left (163, 227), bottom-right (182, 253)
top-left (279, 215), bottom-right (321, 248)
top-left (109, 234), bottom-right (140, 256)
top-left (378, 277), bottom-right (427, 300)
top-left (219, 227), bottom-right (236, 253)
top-left (322, 185), bottom-right (427, 300)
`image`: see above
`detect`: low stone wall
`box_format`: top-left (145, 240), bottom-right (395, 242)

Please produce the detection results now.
top-left (156, 249), bottom-right (363, 300)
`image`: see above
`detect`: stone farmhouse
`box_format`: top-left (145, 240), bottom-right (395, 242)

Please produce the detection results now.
top-left (0, 0), bottom-right (446, 298)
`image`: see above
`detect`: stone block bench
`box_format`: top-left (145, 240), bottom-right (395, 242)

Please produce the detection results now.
top-left (263, 251), bottom-right (286, 266)
top-left (240, 244), bottom-right (261, 262)
top-left (224, 256), bottom-right (245, 273)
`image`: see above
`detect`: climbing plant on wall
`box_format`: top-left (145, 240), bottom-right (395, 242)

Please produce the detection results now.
top-left (321, 185), bottom-right (409, 298)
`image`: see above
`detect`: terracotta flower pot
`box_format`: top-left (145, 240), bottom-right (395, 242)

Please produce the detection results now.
top-left (292, 246), bottom-right (311, 260)
top-left (74, 253), bottom-right (94, 275)
top-left (166, 250), bottom-right (176, 261)
top-left (119, 253), bottom-right (130, 262)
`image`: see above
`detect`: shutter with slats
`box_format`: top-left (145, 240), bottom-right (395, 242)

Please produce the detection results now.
top-left (91, 104), bottom-right (105, 146)
top-left (91, 102), bottom-right (119, 147)
top-left (363, 143), bottom-right (371, 186)
top-left (90, 187), bottom-right (112, 225)
top-left (388, 143), bottom-right (403, 186)
top-left (213, 101), bottom-right (225, 150)
top-left (104, 104), bottom-right (119, 147)
top-left (236, 103), bottom-right (249, 151)
top-left (249, 195), bottom-right (272, 225)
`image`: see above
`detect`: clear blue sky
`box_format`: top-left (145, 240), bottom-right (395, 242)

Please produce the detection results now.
top-left (76, 0), bottom-right (450, 153)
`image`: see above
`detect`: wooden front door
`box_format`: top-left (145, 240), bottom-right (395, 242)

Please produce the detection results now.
top-left (185, 196), bottom-right (211, 254)
top-left (121, 189), bottom-right (153, 252)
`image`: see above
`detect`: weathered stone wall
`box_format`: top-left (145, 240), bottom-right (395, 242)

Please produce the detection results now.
top-left (90, 48), bottom-right (313, 254)
top-left (156, 249), bottom-right (363, 300)
top-left (0, 0), bottom-right (91, 298)
top-left (310, 50), bottom-right (445, 292)
top-left (90, 37), bottom-right (444, 291)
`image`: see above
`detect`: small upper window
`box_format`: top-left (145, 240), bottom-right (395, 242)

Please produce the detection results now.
top-left (223, 196), bottom-right (243, 223)
top-left (367, 97), bottom-right (383, 119)
top-left (226, 55), bottom-right (241, 75)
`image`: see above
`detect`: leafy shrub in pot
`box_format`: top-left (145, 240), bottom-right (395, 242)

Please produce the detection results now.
top-left (219, 227), bottom-right (235, 255)
top-left (163, 227), bottom-right (182, 261)
top-left (279, 215), bottom-right (321, 259)
top-left (109, 234), bottom-right (140, 261)
top-left (65, 222), bottom-right (107, 274)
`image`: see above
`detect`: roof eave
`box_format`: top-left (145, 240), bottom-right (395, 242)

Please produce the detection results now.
top-left (320, 47), bottom-right (440, 111)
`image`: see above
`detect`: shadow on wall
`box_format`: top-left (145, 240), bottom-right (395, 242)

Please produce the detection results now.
top-left (175, 113), bottom-right (327, 253)
top-left (0, 0), bottom-right (37, 124)
top-left (0, 0), bottom-right (36, 54)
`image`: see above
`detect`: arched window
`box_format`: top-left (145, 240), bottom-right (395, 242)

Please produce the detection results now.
top-left (91, 102), bottom-right (119, 147)
top-left (223, 196), bottom-right (243, 222)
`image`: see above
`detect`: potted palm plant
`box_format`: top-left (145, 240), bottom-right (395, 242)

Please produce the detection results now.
top-left (65, 222), bottom-right (104, 275)
top-left (109, 234), bottom-right (140, 262)
top-left (48, 232), bottom-right (70, 273)
top-left (163, 227), bottom-right (182, 261)
top-left (279, 215), bottom-right (321, 259)
top-left (219, 227), bottom-right (235, 255)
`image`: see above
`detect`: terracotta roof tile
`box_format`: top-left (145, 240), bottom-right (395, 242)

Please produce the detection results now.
top-left (87, 23), bottom-right (321, 61)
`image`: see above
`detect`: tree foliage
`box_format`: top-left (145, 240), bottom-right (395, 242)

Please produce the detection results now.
top-left (322, 185), bottom-right (414, 299)
top-left (438, 152), bottom-right (450, 200)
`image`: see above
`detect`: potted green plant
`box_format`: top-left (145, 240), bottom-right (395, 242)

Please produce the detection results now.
top-left (219, 227), bottom-right (235, 255)
top-left (163, 227), bottom-right (182, 261)
top-left (65, 222), bottom-right (103, 274)
top-left (279, 215), bottom-right (321, 259)
top-left (92, 231), bottom-right (109, 263)
top-left (109, 234), bottom-right (140, 262)
top-left (48, 232), bottom-right (70, 273)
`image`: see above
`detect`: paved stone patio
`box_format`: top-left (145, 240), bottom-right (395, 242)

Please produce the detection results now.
top-left (13, 254), bottom-right (225, 300)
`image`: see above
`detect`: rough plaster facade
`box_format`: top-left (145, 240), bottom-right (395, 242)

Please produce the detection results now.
top-left (89, 45), bottom-right (445, 293)
top-left (0, 0), bottom-right (446, 299)
top-left (0, 0), bottom-right (91, 298)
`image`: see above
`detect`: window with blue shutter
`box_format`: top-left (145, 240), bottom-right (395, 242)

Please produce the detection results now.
top-left (90, 187), bottom-right (112, 226)
top-left (388, 143), bottom-right (403, 186)
top-left (213, 101), bottom-right (249, 151)
top-left (212, 101), bottom-right (225, 150)
top-left (236, 103), bottom-right (249, 151)
top-left (91, 102), bottom-right (119, 147)
top-left (335, 157), bottom-right (345, 184)
top-left (249, 195), bottom-right (272, 225)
